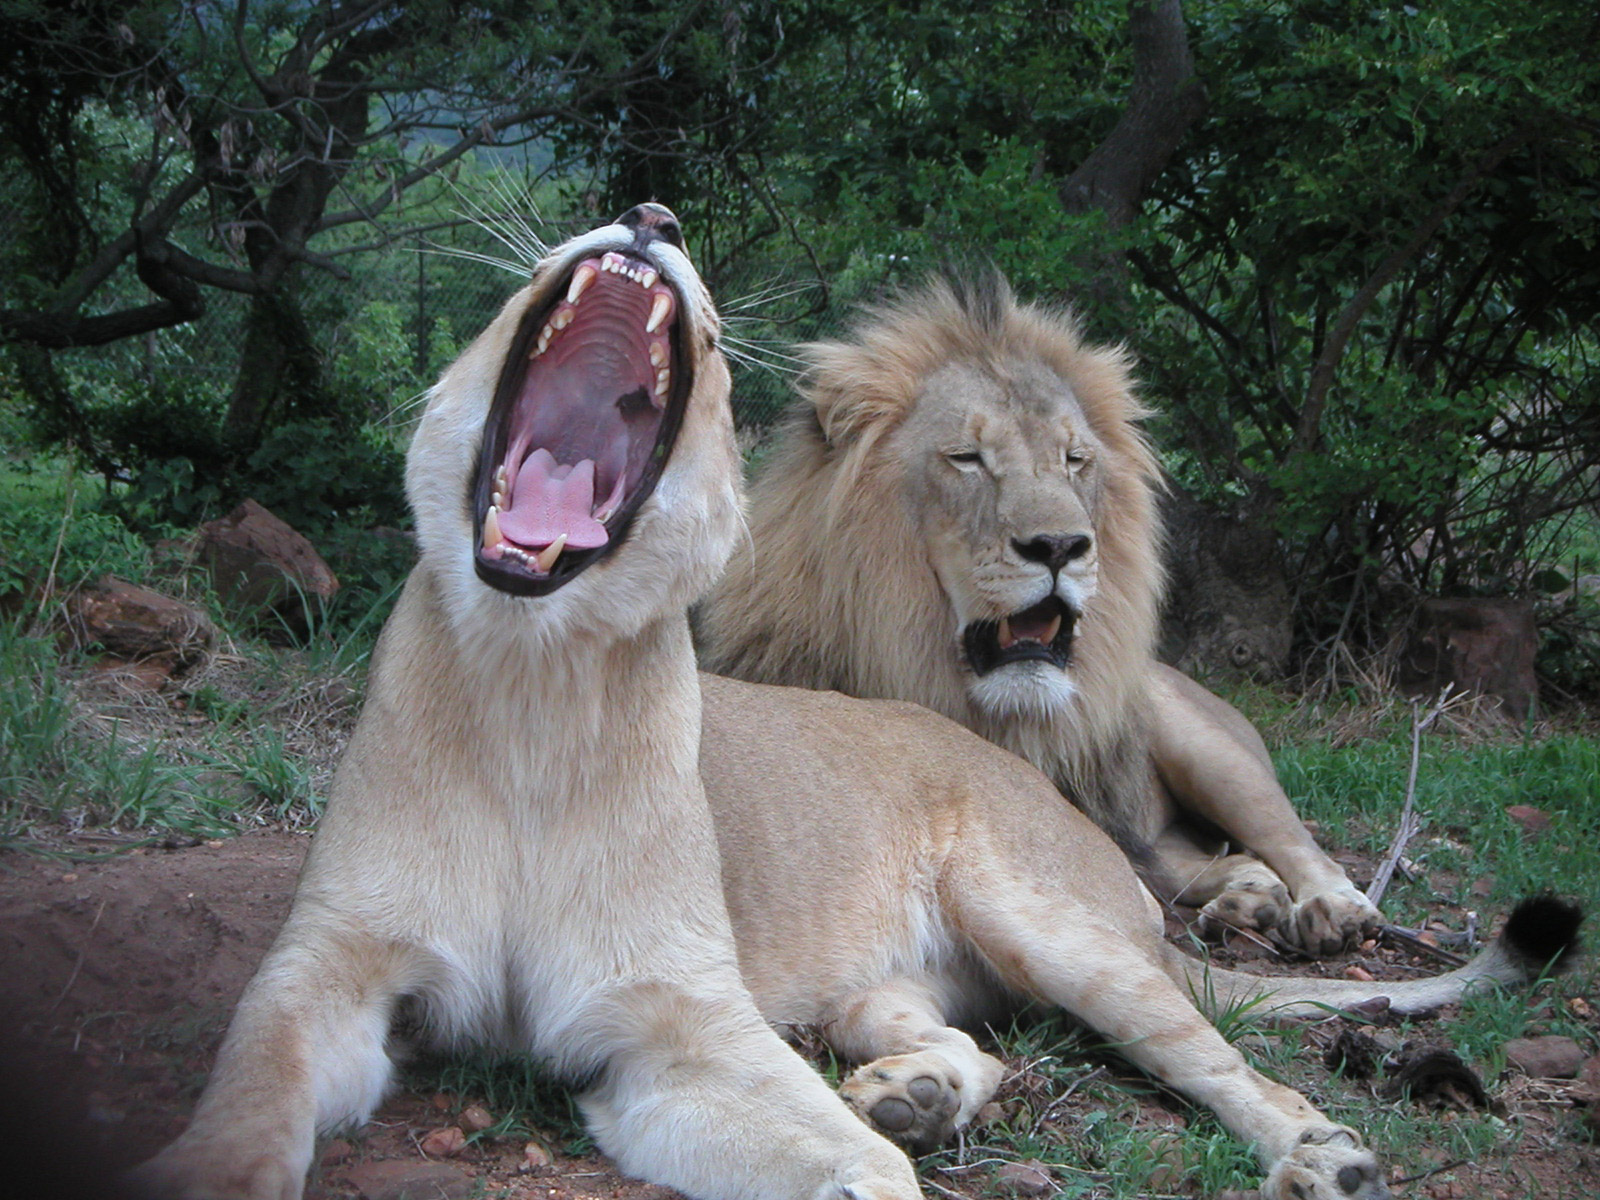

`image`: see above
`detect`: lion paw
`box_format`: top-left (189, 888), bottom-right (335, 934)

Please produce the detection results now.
top-left (127, 1138), bottom-right (303, 1200)
top-left (1287, 883), bottom-right (1383, 957)
top-left (839, 1053), bottom-right (962, 1155)
top-left (1263, 1126), bottom-right (1390, 1200)
top-left (1196, 867), bottom-right (1292, 940)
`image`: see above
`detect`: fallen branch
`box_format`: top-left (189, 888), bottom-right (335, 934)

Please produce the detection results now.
top-left (1366, 689), bottom-right (1453, 908)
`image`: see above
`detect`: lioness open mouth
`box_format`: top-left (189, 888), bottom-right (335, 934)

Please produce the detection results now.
top-left (472, 245), bottom-right (688, 595)
top-left (962, 596), bottom-right (1078, 675)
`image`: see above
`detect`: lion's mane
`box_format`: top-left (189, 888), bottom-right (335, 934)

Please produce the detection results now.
top-left (700, 273), bottom-right (1167, 845)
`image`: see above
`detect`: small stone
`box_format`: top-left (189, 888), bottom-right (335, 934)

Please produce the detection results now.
top-left (345, 1160), bottom-right (472, 1200)
top-left (1504, 1035), bottom-right (1587, 1079)
top-left (1505, 805), bottom-right (1551, 834)
top-left (995, 1160), bottom-right (1052, 1196)
top-left (320, 1139), bottom-right (354, 1165)
top-left (975, 1101), bottom-right (1006, 1125)
top-left (1343, 965), bottom-right (1375, 982)
top-left (1569, 997), bottom-right (1595, 1020)
top-left (1470, 875), bottom-right (1495, 898)
top-left (60, 873), bottom-right (78, 883)
top-left (458, 1103), bottom-right (494, 1134)
top-left (1578, 1053), bottom-right (1600, 1100)
top-left (430, 1092), bottom-right (452, 1112)
top-left (420, 1126), bottom-right (467, 1158)
top-left (520, 1141), bottom-right (554, 1172)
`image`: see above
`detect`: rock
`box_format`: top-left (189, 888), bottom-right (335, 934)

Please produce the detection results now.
top-left (458, 1103), bottom-right (494, 1134)
top-left (1505, 805), bottom-right (1551, 835)
top-left (976, 1101), bottom-right (1007, 1126)
top-left (419, 1125), bottom-right (467, 1157)
top-left (994, 1160), bottom-right (1053, 1195)
top-left (198, 499), bottom-right (338, 629)
top-left (344, 1160), bottom-right (472, 1200)
top-left (520, 1141), bottom-right (553, 1171)
top-left (1504, 1035), bottom-right (1587, 1079)
top-left (63, 575), bottom-right (214, 674)
top-left (1398, 597), bottom-right (1539, 720)
top-left (320, 1138), bottom-right (353, 1165)
top-left (1158, 488), bottom-right (1292, 678)
top-left (1576, 1053), bottom-right (1600, 1099)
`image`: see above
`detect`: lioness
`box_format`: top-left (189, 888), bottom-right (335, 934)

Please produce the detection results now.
top-left (133, 213), bottom-right (1575, 1200)
top-left (699, 272), bottom-right (1382, 954)
top-left (131, 206), bottom-right (921, 1200)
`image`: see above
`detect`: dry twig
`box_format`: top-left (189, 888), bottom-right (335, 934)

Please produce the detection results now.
top-left (1366, 688), bottom-right (1453, 908)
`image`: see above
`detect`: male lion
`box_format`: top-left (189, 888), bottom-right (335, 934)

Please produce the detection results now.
top-left (699, 272), bottom-right (1382, 954)
top-left (132, 215), bottom-right (1575, 1200)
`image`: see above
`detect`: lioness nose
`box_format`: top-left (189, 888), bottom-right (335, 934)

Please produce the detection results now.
top-left (616, 202), bottom-right (684, 248)
top-left (1014, 533), bottom-right (1092, 571)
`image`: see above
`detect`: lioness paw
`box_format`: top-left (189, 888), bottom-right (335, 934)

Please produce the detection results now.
top-left (1197, 868), bottom-right (1292, 940)
top-left (839, 1053), bottom-right (962, 1155)
top-left (1263, 1127), bottom-right (1390, 1200)
top-left (1288, 884), bottom-right (1383, 957)
top-left (126, 1143), bottom-right (303, 1200)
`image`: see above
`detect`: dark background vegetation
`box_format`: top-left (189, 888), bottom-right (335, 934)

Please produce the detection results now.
top-left (2, 0), bottom-right (1598, 692)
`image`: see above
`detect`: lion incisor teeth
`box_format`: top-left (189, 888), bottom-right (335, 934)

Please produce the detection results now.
top-left (645, 293), bottom-right (671, 334)
top-left (1044, 613), bottom-right (1062, 644)
top-left (568, 263), bottom-right (597, 303)
top-left (483, 505), bottom-right (503, 552)
top-left (533, 534), bottom-right (566, 574)
top-left (640, 267), bottom-right (658, 289)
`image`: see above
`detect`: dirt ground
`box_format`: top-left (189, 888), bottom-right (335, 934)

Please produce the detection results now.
top-left (2, 832), bottom-right (1597, 1200)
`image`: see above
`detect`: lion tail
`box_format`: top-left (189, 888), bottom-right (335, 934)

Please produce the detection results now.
top-left (1165, 894), bottom-right (1582, 1019)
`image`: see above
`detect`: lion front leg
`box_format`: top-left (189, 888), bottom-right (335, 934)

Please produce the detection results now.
top-left (129, 927), bottom-right (414, 1200)
top-left (1148, 665), bottom-right (1381, 955)
top-left (577, 980), bottom-right (920, 1200)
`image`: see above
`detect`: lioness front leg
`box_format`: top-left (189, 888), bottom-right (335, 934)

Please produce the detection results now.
top-left (578, 981), bottom-right (920, 1200)
top-left (824, 979), bottom-right (1005, 1154)
top-left (1149, 666), bottom-right (1381, 954)
top-left (130, 926), bottom-right (415, 1200)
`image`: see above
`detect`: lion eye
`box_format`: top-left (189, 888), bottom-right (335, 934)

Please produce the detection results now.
top-left (1063, 448), bottom-right (1090, 469)
top-left (946, 449), bottom-right (985, 470)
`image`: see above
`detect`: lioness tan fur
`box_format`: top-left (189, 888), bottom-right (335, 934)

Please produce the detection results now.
top-left (698, 272), bottom-right (1382, 953)
top-left (132, 219), bottom-right (1576, 1200)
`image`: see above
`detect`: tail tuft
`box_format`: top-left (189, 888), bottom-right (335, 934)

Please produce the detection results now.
top-left (1501, 893), bottom-right (1583, 973)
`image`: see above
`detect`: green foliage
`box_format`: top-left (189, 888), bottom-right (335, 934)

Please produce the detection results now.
top-left (0, 468), bottom-right (152, 603)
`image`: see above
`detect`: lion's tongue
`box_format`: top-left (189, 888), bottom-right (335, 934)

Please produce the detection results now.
top-left (500, 448), bottom-right (611, 550)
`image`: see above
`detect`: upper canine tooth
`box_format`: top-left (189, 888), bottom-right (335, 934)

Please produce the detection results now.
top-left (483, 505), bottom-right (503, 552)
top-left (567, 263), bottom-right (597, 304)
top-left (645, 293), bottom-right (672, 334)
top-left (998, 617), bottom-right (1014, 649)
top-left (533, 534), bottom-right (567, 574)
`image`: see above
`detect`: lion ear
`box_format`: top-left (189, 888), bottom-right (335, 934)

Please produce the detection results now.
top-left (800, 343), bottom-right (905, 447)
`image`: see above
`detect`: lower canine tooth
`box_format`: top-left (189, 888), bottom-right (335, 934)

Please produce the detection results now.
top-left (1044, 614), bottom-right (1063, 643)
top-left (533, 534), bottom-right (567, 573)
top-left (483, 505), bottom-right (503, 552)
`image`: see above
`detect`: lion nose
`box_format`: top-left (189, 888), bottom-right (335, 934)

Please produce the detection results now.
top-left (1013, 533), bottom-right (1093, 572)
top-left (615, 202), bottom-right (684, 249)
